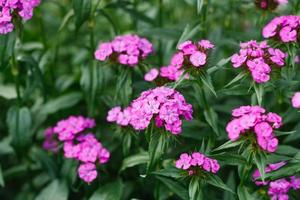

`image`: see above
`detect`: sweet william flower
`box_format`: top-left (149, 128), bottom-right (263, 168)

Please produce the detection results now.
top-left (176, 152), bottom-right (220, 174)
top-left (291, 92), bottom-right (300, 108)
top-left (226, 105), bottom-right (282, 153)
top-left (78, 163), bottom-right (98, 183)
top-left (144, 68), bottom-right (159, 82)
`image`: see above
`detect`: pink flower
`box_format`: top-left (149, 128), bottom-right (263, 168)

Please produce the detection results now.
top-left (231, 54), bottom-right (247, 68)
top-left (144, 68), bottom-right (159, 81)
top-left (226, 119), bottom-right (242, 141)
top-left (198, 40), bottom-right (214, 49)
top-left (190, 152), bottom-right (204, 166)
top-left (189, 51), bottom-right (207, 67)
top-left (254, 122), bottom-right (273, 137)
top-left (175, 153), bottom-right (192, 170)
top-left (78, 163), bottom-right (98, 183)
top-left (95, 34), bottom-right (153, 66)
top-left (107, 107), bottom-right (121, 122)
top-left (170, 52), bottom-right (184, 68)
top-left (292, 92), bottom-right (300, 108)
top-left (279, 26), bottom-right (297, 42)
top-left (98, 148), bottom-right (110, 164)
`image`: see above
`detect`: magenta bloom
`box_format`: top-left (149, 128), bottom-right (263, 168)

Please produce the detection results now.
top-left (45, 116), bottom-right (110, 183)
top-left (226, 105), bottom-right (282, 153)
top-left (144, 68), bottom-right (159, 82)
top-left (107, 86), bottom-right (193, 135)
top-left (230, 40), bottom-right (286, 83)
top-left (155, 39), bottom-right (213, 82)
top-left (291, 92), bottom-right (300, 109)
top-left (95, 34), bottom-right (153, 66)
top-left (0, 0), bottom-right (41, 34)
top-left (175, 152), bottom-right (220, 174)
top-left (263, 15), bottom-right (300, 43)
top-left (78, 163), bottom-right (98, 183)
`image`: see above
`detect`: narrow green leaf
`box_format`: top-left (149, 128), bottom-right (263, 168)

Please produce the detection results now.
top-left (212, 140), bottom-right (244, 152)
top-left (176, 24), bottom-right (200, 47)
top-left (147, 132), bottom-right (167, 172)
top-left (89, 179), bottom-right (124, 200)
top-left (58, 10), bottom-right (75, 32)
top-left (7, 106), bottom-right (32, 150)
top-left (73, 0), bottom-right (91, 30)
top-left (206, 173), bottom-right (235, 194)
top-left (224, 72), bottom-right (247, 88)
top-left (199, 72), bottom-right (217, 97)
top-left (207, 56), bottom-right (232, 75)
top-left (189, 177), bottom-right (203, 200)
top-left (204, 107), bottom-right (219, 135)
top-left (35, 180), bottom-right (68, 200)
top-left (211, 153), bottom-right (247, 166)
top-left (156, 176), bottom-right (189, 200)
top-left (152, 167), bottom-right (182, 179)
top-left (0, 164), bottom-right (4, 187)
top-left (120, 151), bottom-right (149, 172)
top-left (253, 83), bottom-right (264, 106)
top-left (197, 0), bottom-right (204, 14)
top-left (254, 151), bottom-right (267, 182)
top-left (237, 184), bottom-right (254, 200)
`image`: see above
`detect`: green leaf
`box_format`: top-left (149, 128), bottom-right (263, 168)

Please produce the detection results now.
top-left (203, 107), bottom-right (219, 136)
top-left (35, 180), bottom-right (68, 200)
top-left (197, 0), bottom-right (204, 14)
top-left (89, 179), bottom-right (124, 200)
top-left (0, 164), bottom-right (4, 187)
top-left (206, 173), bottom-right (235, 194)
top-left (189, 177), bottom-right (203, 200)
top-left (211, 153), bottom-right (247, 166)
top-left (224, 72), bottom-right (247, 88)
top-left (0, 33), bottom-right (15, 68)
top-left (237, 184), bottom-right (254, 200)
top-left (31, 148), bottom-right (58, 178)
top-left (7, 106), bottom-right (32, 150)
top-left (152, 167), bottom-right (182, 179)
top-left (199, 72), bottom-right (217, 97)
top-left (120, 151), bottom-right (149, 172)
top-left (33, 92), bottom-right (83, 130)
top-left (176, 24), bottom-right (200, 47)
top-left (263, 163), bottom-right (300, 181)
top-left (254, 151), bottom-right (267, 182)
top-left (58, 10), bottom-right (75, 32)
top-left (212, 140), bottom-right (244, 152)
top-left (253, 83), bottom-right (264, 106)
top-left (147, 132), bottom-right (167, 172)
top-left (73, 0), bottom-right (91, 30)
top-left (156, 176), bottom-right (189, 200)
top-left (115, 68), bottom-right (132, 106)
top-left (207, 56), bottom-right (232, 75)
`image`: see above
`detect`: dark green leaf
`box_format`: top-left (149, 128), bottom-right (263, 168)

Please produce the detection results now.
top-left (152, 167), bottom-right (182, 179)
top-left (0, 164), bottom-right (4, 187)
top-left (156, 176), bottom-right (189, 200)
top-left (237, 184), bottom-right (254, 200)
top-left (212, 140), bottom-right (244, 152)
top-left (35, 180), bottom-right (68, 200)
top-left (89, 179), bottom-right (124, 200)
top-left (120, 151), bottom-right (149, 171)
top-left (147, 132), bottom-right (167, 172)
top-left (206, 173), bottom-right (235, 194)
top-left (73, 0), bottom-right (91, 30)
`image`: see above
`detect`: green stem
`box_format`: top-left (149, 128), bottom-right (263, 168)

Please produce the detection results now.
top-left (158, 0), bottom-right (163, 66)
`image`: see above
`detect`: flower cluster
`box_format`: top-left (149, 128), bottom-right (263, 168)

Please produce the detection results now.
top-left (107, 86), bottom-right (193, 135)
top-left (43, 127), bottom-right (58, 153)
top-left (292, 92), bottom-right (300, 109)
top-left (44, 116), bottom-right (110, 183)
top-left (94, 34), bottom-right (153, 66)
top-left (175, 152), bottom-right (220, 174)
top-left (253, 162), bottom-right (300, 200)
top-left (0, 0), bottom-right (41, 34)
top-left (145, 40), bottom-right (213, 82)
top-left (226, 105), bottom-right (282, 153)
top-left (263, 15), bottom-right (300, 43)
top-left (255, 0), bottom-right (288, 10)
top-left (231, 40), bottom-right (286, 83)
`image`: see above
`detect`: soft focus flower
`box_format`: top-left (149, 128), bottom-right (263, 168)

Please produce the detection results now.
top-left (95, 34), bottom-right (153, 66)
top-left (44, 116), bottom-right (110, 183)
top-left (175, 152), bottom-right (220, 174)
top-left (0, 0), bottom-right (41, 34)
top-left (263, 16), bottom-right (300, 43)
top-left (78, 163), bottom-right (98, 183)
top-left (226, 105), bottom-right (282, 153)
top-left (255, 0), bottom-right (288, 10)
top-left (144, 68), bottom-right (159, 82)
top-left (107, 86), bottom-right (193, 135)
top-left (153, 39), bottom-right (213, 82)
top-left (291, 92), bottom-right (300, 108)
top-left (230, 40), bottom-right (286, 83)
